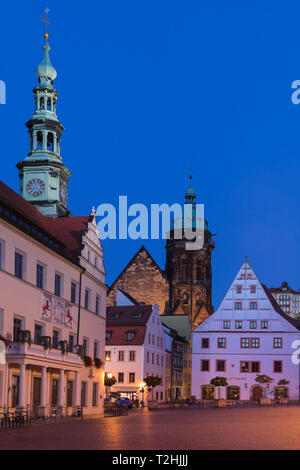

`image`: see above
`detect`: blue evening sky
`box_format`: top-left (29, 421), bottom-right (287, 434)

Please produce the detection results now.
top-left (1, 1), bottom-right (300, 309)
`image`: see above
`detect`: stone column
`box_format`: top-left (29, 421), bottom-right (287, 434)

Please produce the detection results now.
top-left (18, 364), bottom-right (26, 410)
top-left (73, 371), bottom-right (80, 415)
top-left (58, 369), bottom-right (65, 417)
top-left (38, 366), bottom-right (47, 418)
top-left (26, 368), bottom-right (32, 409)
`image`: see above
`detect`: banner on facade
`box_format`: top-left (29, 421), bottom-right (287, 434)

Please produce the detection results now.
top-left (40, 292), bottom-right (74, 329)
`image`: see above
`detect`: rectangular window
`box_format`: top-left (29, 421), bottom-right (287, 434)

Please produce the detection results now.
top-left (71, 282), bottom-right (77, 303)
top-left (84, 289), bottom-right (90, 310)
top-left (274, 361), bottom-right (282, 373)
top-left (247, 274), bottom-right (252, 279)
top-left (201, 360), bottom-right (210, 372)
top-left (92, 383), bottom-right (98, 406)
top-left (95, 296), bottom-right (101, 315)
top-left (69, 334), bottom-right (74, 353)
top-left (251, 362), bottom-right (260, 373)
top-left (249, 302), bottom-right (258, 310)
top-left (201, 338), bottom-right (209, 348)
top-left (105, 350), bottom-right (111, 361)
top-left (274, 337), bottom-right (283, 348)
top-left (0, 242), bottom-right (3, 269)
top-left (15, 252), bottom-right (23, 279)
top-left (93, 341), bottom-right (99, 360)
top-left (52, 330), bottom-right (59, 349)
top-left (146, 351), bottom-right (149, 363)
top-left (81, 382), bottom-right (87, 406)
top-left (34, 323), bottom-right (43, 345)
top-left (240, 361), bottom-right (249, 372)
top-left (236, 286), bottom-right (242, 294)
top-left (241, 274), bottom-right (245, 279)
top-left (250, 286), bottom-right (256, 294)
top-left (36, 264), bottom-right (44, 289)
top-left (235, 320), bottom-right (242, 329)
top-left (218, 338), bottom-right (226, 348)
top-left (118, 350), bottom-right (124, 361)
top-left (216, 360), bottom-right (226, 372)
top-left (13, 317), bottom-right (22, 342)
top-left (129, 351), bottom-right (136, 361)
top-left (54, 274), bottom-right (61, 297)
top-left (251, 338), bottom-right (260, 348)
top-left (234, 302), bottom-right (242, 310)
top-left (129, 373), bottom-right (135, 383)
top-left (249, 320), bottom-right (257, 329)
top-left (261, 321), bottom-right (268, 329)
top-left (241, 338), bottom-right (250, 348)
top-left (118, 372), bottom-right (124, 383)
top-left (82, 338), bottom-right (88, 356)
top-left (223, 321), bottom-right (231, 329)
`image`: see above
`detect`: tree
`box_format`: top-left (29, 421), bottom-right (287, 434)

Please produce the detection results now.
top-left (255, 374), bottom-right (274, 397)
top-left (210, 376), bottom-right (228, 399)
top-left (143, 375), bottom-right (162, 401)
top-left (104, 374), bottom-right (116, 398)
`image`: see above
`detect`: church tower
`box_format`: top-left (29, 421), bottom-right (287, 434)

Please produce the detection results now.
top-left (16, 31), bottom-right (71, 217)
top-left (165, 177), bottom-right (215, 328)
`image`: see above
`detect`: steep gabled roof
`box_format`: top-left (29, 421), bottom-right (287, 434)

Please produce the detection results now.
top-left (107, 245), bottom-right (168, 293)
top-left (0, 180), bottom-right (91, 264)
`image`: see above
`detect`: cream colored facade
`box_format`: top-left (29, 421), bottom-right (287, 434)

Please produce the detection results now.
top-left (0, 212), bottom-right (106, 417)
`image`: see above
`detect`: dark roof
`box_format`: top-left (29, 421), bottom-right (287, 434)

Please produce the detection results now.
top-left (106, 305), bottom-right (153, 326)
top-left (0, 180), bottom-right (91, 263)
top-left (107, 245), bottom-right (168, 293)
top-left (262, 284), bottom-right (300, 330)
top-left (106, 326), bottom-right (147, 346)
top-left (269, 281), bottom-right (299, 295)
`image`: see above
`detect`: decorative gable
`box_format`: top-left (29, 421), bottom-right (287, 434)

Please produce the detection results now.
top-left (195, 258), bottom-right (300, 333)
top-left (80, 214), bottom-right (105, 283)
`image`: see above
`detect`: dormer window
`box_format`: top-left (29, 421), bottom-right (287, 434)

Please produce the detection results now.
top-left (105, 331), bottom-right (112, 341)
top-left (107, 312), bottom-right (120, 320)
top-left (125, 331), bottom-right (135, 341)
top-left (131, 312), bottom-right (142, 319)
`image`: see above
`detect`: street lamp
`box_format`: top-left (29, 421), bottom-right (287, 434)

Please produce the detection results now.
top-left (140, 382), bottom-right (146, 411)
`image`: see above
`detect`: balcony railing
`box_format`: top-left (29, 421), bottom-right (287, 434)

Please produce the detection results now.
top-left (7, 342), bottom-right (81, 365)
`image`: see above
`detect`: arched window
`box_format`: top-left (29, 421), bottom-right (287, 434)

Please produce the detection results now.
top-left (181, 257), bottom-right (187, 279)
top-left (40, 97), bottom-right (45, 110)
top-left (196, 258), bottom-right (202, 281)
top-left (47, 132), bottom-right (54, 152)
top-left (47, 97), bottom-right (52, 111)
top-left (36, 131), bottom-right (43, 150)
top-left (182, 292), bottom-right (188, 304)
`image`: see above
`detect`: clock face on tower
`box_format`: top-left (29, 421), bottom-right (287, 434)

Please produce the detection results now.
top-left (26, 178), bottom-right (45, 197)
top-left (60, 181), bottom-right (67, 206)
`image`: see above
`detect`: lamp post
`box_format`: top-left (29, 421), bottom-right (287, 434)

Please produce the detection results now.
top-left (140, 382), bottom-right (146, 411)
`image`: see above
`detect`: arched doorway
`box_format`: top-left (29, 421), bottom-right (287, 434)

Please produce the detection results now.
top-left (202, 385), bottom-right (214, 400)
top-left (251, 385), bottom-right (263, 400)
top-left (227, 386), bottom-right (240, 400)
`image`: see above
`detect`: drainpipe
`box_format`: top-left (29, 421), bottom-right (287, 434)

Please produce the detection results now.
top-left (76, 269), bottom-right (85, 346)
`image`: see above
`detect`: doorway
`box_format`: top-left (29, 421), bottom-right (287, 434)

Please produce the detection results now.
top-left (227, 386), bottom-right (240, 400)
top-left (32, 377), bottom-right (41, 418)
top-left (252, 385), bottom-right (263, 400)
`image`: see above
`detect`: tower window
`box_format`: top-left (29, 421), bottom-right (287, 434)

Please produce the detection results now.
top-left (183, 293), bottom-right (188, 304)
top-left (40, 97), bottom-right (45, 110)
top-left (37, 131), bottom-right (43, 150)
top-left (47, 132), bottom-right (54, 152)
top-left (196, 259), bottom-right (202, 281)
top-left (47, 97), bottom-right (52, 111)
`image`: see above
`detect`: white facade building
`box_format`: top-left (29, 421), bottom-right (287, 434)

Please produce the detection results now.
top-left (0, 182), bottom-right (106, 417)
top-left (105, 304), bottom-right (166, 402)
top-left (192, 258), bottom-right (300, 401)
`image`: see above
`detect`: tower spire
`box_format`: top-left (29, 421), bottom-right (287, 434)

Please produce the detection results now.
top-left (185, 173), bottom-right (196, 203)
top-left (16, 19), bottom-right (71, 218)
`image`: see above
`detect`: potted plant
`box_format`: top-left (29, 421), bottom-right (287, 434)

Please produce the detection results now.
top-left (94, 357), bottom-right (104, 369)
top-left (255, 375), bottom-right (274, 405)
top-left (143, 376), bottom-right (162, 408)
top-left (83, 355), bottom-right (93, 367)
top-left (277, 379), bottom-right (289, 404)
top-left (41, 336), bottom-right (52, 350)
top-left (210, 376), bottom-right (228, 407)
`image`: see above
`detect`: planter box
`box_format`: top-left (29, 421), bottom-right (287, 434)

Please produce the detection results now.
top-left (260, 398), bottom-right (272, 405)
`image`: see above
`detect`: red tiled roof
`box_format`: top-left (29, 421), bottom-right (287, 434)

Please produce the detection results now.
top-left (106, 326), bottom-right (147, 346)
top-left (0, 180), bottom-right (91, 263)
top-left (106, 305), bottom-right (153, 326)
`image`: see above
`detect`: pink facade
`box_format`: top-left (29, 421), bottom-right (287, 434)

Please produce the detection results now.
top-left (192, 259), bottom-right (300, 401)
